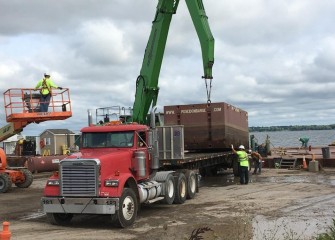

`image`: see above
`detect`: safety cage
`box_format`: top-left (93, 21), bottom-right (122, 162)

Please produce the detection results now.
top-left (3, 88), bottom-right (72, 123)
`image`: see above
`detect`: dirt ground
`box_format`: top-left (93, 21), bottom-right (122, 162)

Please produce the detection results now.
top-left (1, 168), bottom-right (335, 240)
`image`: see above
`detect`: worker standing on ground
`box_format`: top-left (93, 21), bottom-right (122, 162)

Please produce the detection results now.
top-left (34, 73), bottom-right (62, 112)
top-left (231, 144), bottom-right (249, 185)
top-left (251, 150), bottom-right (263, 175)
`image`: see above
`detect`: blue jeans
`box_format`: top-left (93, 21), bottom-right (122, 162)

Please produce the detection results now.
top-left (253, 160), bottom-right (262, 174)
top-left (240, 166), bottom-right (249, 184)
top-left (40, 94), bottom-right (51, 112)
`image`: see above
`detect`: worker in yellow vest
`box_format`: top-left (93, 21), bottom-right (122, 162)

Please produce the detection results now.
top-left (232, 144), bottom-right (249, 185)
top-left (34, 73), bottom-right (62, 112)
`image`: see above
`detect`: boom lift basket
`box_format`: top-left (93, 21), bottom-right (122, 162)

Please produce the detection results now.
top-left (3, 88), bottom-right (72, 123)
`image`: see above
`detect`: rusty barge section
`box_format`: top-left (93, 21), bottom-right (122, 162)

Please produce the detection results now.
top-left (164, 102), bottom-right (249, 151)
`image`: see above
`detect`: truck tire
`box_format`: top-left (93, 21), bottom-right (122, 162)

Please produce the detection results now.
top-left (15, 169), bottom-right (34, 188)
top-left (46, 213), bottom-right (73, 225)
top-left (185, 170), bottom-right (196, 199)
top-left (113, 188), bottom-right (138, 228)
top-left (0, 173), bottom-right (12, 193)
top-left (163, 173), bottom-right (175, 205)
top-left (173, 172), bottom-right (187, 204)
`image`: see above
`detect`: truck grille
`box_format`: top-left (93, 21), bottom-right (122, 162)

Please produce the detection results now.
top-left (60, 159), bottom-right (100, 197)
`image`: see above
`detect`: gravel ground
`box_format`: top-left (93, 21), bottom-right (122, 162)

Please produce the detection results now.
top-left (1, 168), bottom-right (335, 240)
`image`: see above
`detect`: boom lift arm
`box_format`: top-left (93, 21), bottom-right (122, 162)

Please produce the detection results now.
top-left (0, 122), bottom-right (28, 142)
top-left (132, 0), bottom-right (214, 124)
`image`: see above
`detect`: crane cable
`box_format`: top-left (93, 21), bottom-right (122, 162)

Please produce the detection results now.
top-left (204, 78), bottom-right (212, 104)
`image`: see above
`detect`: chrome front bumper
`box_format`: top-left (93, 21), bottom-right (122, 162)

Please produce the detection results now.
top-left (41, 197), bottom-right (119, 215)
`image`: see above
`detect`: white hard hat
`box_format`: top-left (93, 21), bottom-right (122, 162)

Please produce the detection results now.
top-left (239, 145), bottom-right (245, 150)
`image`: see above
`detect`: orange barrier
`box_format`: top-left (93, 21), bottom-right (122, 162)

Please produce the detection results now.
top-left (302, 155), bottom-right (307, 169)
top-left (0, 221), bottom-right (11, 240)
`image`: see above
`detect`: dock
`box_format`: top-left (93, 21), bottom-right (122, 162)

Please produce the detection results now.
top-left (263, 145), bottom-right (335, 168)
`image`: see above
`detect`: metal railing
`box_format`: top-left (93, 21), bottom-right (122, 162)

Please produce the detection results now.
top-left (3, 88), bottom-right (72, 122)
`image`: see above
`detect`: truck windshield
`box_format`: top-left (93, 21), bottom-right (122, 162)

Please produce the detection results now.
top-left (82, 132), bottom-right (134, 148)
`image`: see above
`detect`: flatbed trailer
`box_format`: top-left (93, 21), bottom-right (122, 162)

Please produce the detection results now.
top-left (160, 151), bottom-right (238, 176)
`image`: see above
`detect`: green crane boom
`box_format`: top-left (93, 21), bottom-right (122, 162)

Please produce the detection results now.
top-left (132, 0), bottom-right (215, 124)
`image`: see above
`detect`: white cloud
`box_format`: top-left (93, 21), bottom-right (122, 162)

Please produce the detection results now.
top-left (73, 20), bottom-right (132, 65)
top-left (1, 0), bottom-right (335, 137)
top-left (0, 61), bottom-right (21, 80)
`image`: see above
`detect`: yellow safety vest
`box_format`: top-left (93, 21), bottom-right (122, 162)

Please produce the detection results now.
top-left (35, 78), bottom-right (58, 95)
top-left (237, 151), bottom-right (249, 167)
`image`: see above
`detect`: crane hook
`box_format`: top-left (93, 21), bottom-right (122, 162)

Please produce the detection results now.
top-left (204, 78), bottom-right (212, 103)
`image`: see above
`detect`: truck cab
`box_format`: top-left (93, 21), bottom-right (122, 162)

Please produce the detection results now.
top-left (41, 117), bottom-right (189, 228)
top-left (79, 123), bottom-right (151, 182)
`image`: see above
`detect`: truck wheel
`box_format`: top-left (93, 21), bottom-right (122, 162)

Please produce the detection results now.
top-left (0, 173), bottom-right (12, 193)
top-left (46, 213), bottom-right (73, 225)
top-left (113, 188), bottom-right (138, 228)
top-left (185, 170), bottom-right (196, 199)
top-left (173, 172), bottom-right (187, 204)
top-left (163, 173), bottom-right (175, 205)
top-left (15, 169), bottom-right (34, 188)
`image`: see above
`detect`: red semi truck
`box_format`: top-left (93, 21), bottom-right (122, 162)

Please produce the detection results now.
top-left (41, 103), bottom-right (248, 227)
top-left (41, 0), bottom-right (249, 227)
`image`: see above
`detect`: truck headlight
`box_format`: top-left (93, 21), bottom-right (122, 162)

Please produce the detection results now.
top-left (47, 179), bottom-right (60, 186)
top-left (104, 179), bottom-right (119, 187)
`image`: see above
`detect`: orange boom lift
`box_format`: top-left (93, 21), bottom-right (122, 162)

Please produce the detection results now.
top-left (0, 88), bottom-right (72, 193)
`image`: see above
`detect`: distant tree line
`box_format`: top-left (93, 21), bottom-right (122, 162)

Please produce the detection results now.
top-left (249, 124), bottom-right (335, 132)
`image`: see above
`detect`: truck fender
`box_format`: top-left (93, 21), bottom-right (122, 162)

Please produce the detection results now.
top-left (111, 173), bottom-right (139, 200)
top-left (151, 171), bottom-right (175, 204)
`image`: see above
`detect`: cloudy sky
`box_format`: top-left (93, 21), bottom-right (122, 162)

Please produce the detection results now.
top-left (1, 0), bottom-right (335, 136)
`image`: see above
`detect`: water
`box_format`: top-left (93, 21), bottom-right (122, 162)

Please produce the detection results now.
top-left (250, 130), bottom-right (335, 148)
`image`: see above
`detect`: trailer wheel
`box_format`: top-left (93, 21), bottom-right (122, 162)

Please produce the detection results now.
top-left (0, 173), bottom-right (12, 193)
top-left (185, 170), bottom-right (196, 199)
top-left (46, 213), bottom-right (73, 225)
top-left (15, 169), bottom-right (34, 188)
top-left (113, 188), bottom-right (138, 228)
top-left (162, 173), bottom-right (175, 205)
top-left (173, 172), bottom-right (187, 204)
